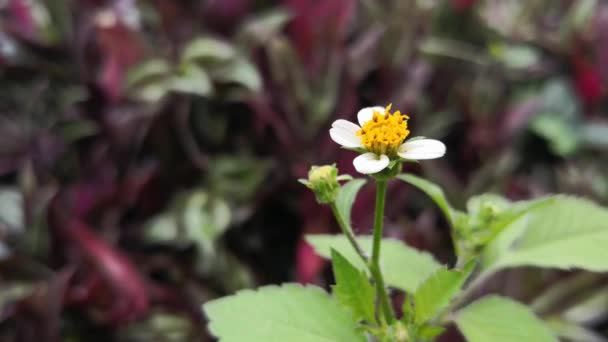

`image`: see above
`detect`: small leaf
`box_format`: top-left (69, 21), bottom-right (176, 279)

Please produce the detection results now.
top-left (182, 37), bottom-right (235, 63)
top-left (204, 284), bottom-right (366, 342)
top-left (413, 259), bottom-right (476, 325)
top-left (545, 318), bottom-right (608, 342)
top-left (238, 10), bottom-right (291, 44)
top-left (171, 63), bottom-right (213, 96)
top-left (126, 58), bottom-right (172, 87)
top-left (417, 325), bottom-right (445, 341)
top-left (489, 43), bottom-right (540, 69)
top-left (456, 296), bottom-right (557, 342)
top-left (482, 196), bottom-right (608, 273)
top-left (210, 58), bottom-right (262, 92)
top-left (335, 179), bottom-right (366, 228)
top-left (531, 113), bottom-right (581, 156)
top-left (397, 174), bottom-right (459, 227)
top-left (307, 235), bottom-right (440, 293)
top-left (331, 249), bottom-right (376, 323)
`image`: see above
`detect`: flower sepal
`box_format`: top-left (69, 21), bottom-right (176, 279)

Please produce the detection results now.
top-left (371, 160), bottom-right (402, 181)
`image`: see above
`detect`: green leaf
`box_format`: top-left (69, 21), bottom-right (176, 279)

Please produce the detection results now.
top-left (482, 196), bottom-right (608, 273)
top-left (126, 58), bottom-right (172, 87)
top-left (210, 58), bottom-right (262, 92)
top-left (413, 260), bottom-right (476, 325)
top-left (531, 113), bottom-right (581, 156)
top-left (306, 235), bottom-right (440, 293)
top-left (171, 63), bottom-right (213, 96)
top-left (238, 10), bottom-right (291, 44)
top-left (417, 325), bottom-right (445, 341)
top-left (331, 249), bottom-right (376, 323)
top-left (335, 179), bottom-right (366, 228)
top-left (397, 174), bottom-right (459, 227)
top-left (456, 296), bottom-right (557, 342)
top-left (545, 318), bottom-right (607, 342)
top-left (489, 43), bottom-right (540, 69)
top-left (182, 37), bottom-right (235, 63)
top-left (204, 284), bottom-right (366, 342)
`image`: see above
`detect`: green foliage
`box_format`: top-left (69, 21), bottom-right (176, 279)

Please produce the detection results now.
top-left (125, 36), bottom-right (261, 102)
top-left (307, 235), bottom-right (440, 292)
top-left (171, 63), bottom-right (213, 96)
top-left (182, 38), bottom-right (236, 63)
top-left (456, 296), bottom-right (558, 342)
top-left (482, 196), bottom-right (608, 273)
top-left (331, 249), bottom-right (376, 324)
top-left (335, 178), bottom-right (366, 227)
top-left (203, 284), bottom-right (366, 342)
top-left (413, 260), bottom-right (476, 325)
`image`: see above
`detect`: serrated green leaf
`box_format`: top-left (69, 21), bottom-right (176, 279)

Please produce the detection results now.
top-left (397, 174), bottom-right (459, 227)
top-left (413, 259), bottom-right (476, 325)
top-left (182, 37), bottom-right (235, 63)
top-left (204, 284), bottom-right (366, 342)
top-left (482, 196), bottom-right (608, 273)
top-left (331, 249), bottom-right (376, 323)
top-left (171, 63), bottom-right (213, 96)
top-left (335, 179), bottom-right (366, 228)
top-left (306, 235), bottom-right (440, 293)
top-left (456, 296), bottom-right (557, 342)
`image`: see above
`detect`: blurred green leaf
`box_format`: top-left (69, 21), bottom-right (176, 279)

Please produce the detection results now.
top-left (204, 284), bottom-right (366, 342)
top-left (144, 190), bottom-right (230, 253)
top-left (531, 113), bottom-right (581, 156)
top-left (581, 123), bottom-right (608, 149)
top-left (545, 318), bottom-right (608, 342)
top-left (420, 37), bottom-right (491, 65)
top-left (207, 156), bottom-right (271, 203)
top-left (456, 296), bottom-right (557, 342)
top-left (183, 192), bottom-right (231, 255)
top-left (0, 188), bottom-right (24, 234)
top-left (307, 235), bottom-right (441, 292)
top-left (239, 10), bottom-right (291, 44)
top-left (118, 312), bottom-right (196, 342)
top-left (182, 37), bottom-right (235, 63)
top-left (413, 259), bottom-right (476, 325)
top-left (489, 43), bottom-right (540, 69)
top-left (53, 119), bottom-right (98, 142)
top-left (171, 63), bottom-right (213, 96)
top-left (335, 179), bottom-right (366, 229)
top-left (562, 287), bottom-right (608, 325)
top-left (126, 58), bottom-right (172, 87)
top-left (209, 58), bottom-right (262, 92)
top-left (331, 249), bottom-right (375, 323)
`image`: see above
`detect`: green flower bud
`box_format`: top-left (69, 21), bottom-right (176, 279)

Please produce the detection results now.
top-left (299, 164), bottom-right (351, 204)
top-left (391, 321), bottom-right (409, 342)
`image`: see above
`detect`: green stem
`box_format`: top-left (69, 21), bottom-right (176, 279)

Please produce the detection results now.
top-left (370, 180), bottom-right (396, 324)
top-left (329, 202), bottom-right (368, 264)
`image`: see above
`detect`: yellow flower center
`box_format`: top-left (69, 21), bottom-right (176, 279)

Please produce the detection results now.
top-left (356, 105), bottom-right (410, 156)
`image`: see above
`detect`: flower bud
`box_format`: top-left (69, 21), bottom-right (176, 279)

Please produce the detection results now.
top-left (299, 164), bottom-right (349, 204)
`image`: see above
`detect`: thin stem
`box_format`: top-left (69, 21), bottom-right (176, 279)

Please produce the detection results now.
top-left (370, 180), bottom-right (396, 324)
top-left (329, 202), bottom-right (368, 264)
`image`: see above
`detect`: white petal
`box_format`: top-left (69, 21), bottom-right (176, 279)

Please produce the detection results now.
top-left (357, 106), bottom-right (385, 126)
top-left (398, 138), bottom-right (446, 160)
top-left (353, 153), bottom-right (390, 174)
top-left (329, 119), bottom-right (362, 148)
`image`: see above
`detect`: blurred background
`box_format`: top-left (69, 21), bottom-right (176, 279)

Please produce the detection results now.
top-left (1, 0), bottom-right (608, 341)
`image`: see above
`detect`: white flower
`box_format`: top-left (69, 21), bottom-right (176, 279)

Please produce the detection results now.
top-left (329, 105), bottom-right (446, 174)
